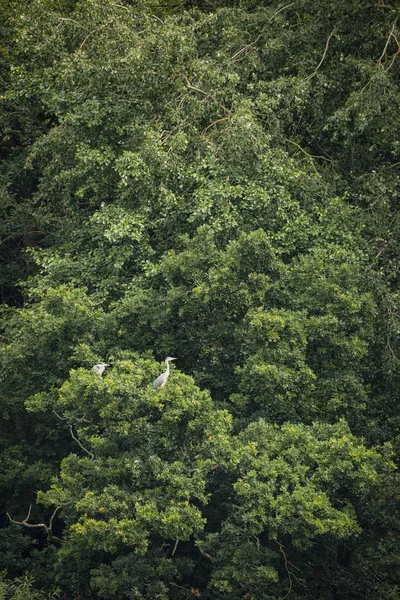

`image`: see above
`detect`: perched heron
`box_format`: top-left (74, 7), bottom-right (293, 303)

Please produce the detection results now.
top-left (92, 363), bottom-right (110, 377)
top-left (153, 357), bottom-right (176, 389)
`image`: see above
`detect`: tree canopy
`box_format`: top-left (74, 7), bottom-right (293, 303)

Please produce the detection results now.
top-left (1, 0), bottom-right (399, 598)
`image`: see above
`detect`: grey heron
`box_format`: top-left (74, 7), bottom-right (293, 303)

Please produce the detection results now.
top-left (153, 357), bottom-right (176, 389)
top-left (92, 363), bottom-right (110, 377)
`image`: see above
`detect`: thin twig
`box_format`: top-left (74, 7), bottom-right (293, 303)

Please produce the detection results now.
top-left (269, 2), bottom-right (296, 22)
top-left (378, 17), bottom-right (399, 70)
top-left (67, 25), bottom-right (107, 66)
top-left (284, 138), bottom-right (333, 163)
top-left (55, 17), bottom-right (85, 29)
top-left (387, 340), bottom-right (400, 363)
top-left (53, 410), bottom-right (92, 424)
top-left (385, 34), bottom-right (400, 71)
top-left (75, 414), bottom-right (92, 423)
top-left (277, 542), bottom-right (293, 600)
top-left (231, 35), bottom-right (261, 61)
top-left (69, 425), bottom-right (95, 460)
top-left (152, 14), bottom-right (165, 25)
top-left (306, 29), bottom-right (336, 81)
top-left (182, 75), bottom-right (208, 95)
top-left (363, 2), bottom-right (398, 7)
top-left (201, 115), bottom-right (231, 136)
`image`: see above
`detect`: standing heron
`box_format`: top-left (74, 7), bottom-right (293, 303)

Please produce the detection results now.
top-left (153, 357), bottom-right (176, 389)
top-left (92, 363), bottom-right (110, 377)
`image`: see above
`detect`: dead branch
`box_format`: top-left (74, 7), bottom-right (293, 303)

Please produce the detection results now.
top-left (7, 504), bottom-right (63, 543)
top-left (363, 1), bottom-right (398, 7)
top-left (66, 25), bottom-right (107, 66)
top-left (53, 410), bottom-right (92, 424)
top-left (269, 2), bottom-right (296, 22)
top-left (231, 35), bottom-right (261, 61)
top-left (53, 409), bottom-right (67, 421)
top-left (278, 541), bottom-right (293, 599)
top-left (378, 17), bottom-right (399, 70)
top-left (306, 28), bottom-right (336, 81)
top-left (70, 425), bottom-right (95, 459)
top-left (152, 14), bottom-right (165, 25)
top-left (277, 541), bottom-right (307, 596)
top-left (284, 138), bottom-right (333, 164)
top-left (172, 538), bottom-right (179, 556)
top-left (385, 33), bottom-right (400, 71)
top-left (177, 73), bottom-right (208, 96)
top-left (201, 115), bottom-right (231, 136)
top-left (197, 545), bottom-right (214, 562)
top-left (55, 17), bottom-right (85, 30)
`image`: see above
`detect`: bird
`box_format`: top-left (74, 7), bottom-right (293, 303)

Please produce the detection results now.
top-left (153, 357), bottom-right (176, 389)
top-left (92, 363), bottom-right (110, 377)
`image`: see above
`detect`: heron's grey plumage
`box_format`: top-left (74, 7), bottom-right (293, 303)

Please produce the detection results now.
top-left (153, 357), bottom-right (176, 389)
top-left (92, 363), bottom-right (110, 377)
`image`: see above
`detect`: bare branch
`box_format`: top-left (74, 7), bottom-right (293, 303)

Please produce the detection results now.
top-left (284, 138), bottom-right (334, 164)
top-left (181, 74), bottom-right (208, 95)
top-left (378, 17), bottom-right (399, 70)
top-left (67, 25), bottom-right (107, 66)
top-left (54, 410), bottom-right (92, 424)
top-left (172, 539), bottom-right (179, 556)
top-left (7, 505), bottom-right (63, 543)
top-left (231, 35), bottom-right (261, 61)
top-left (74, 414), bottom-right (92, 423)
top-left (201, 116), bottom-right (231, 136)
top-left (277, 541), bottom-right (293, 599)
top-left (269, 2), bottom-right (296, 22)
top-left (49, 506), bottom-right (62, 533)
top-left (363, 1), bottom-right (398, 7)
top-left (70, 425), bottom-right (95, 460)
top-left (306, 29), bottom-right (336, 81)
top-left (197, 545), bottom-right (214, 562)
top-left (152, 14), bottom-right (165, 25)
top-left (55, 17), bottom-right (85, 29)
top-left (53, 409), bottom-right (67, 421)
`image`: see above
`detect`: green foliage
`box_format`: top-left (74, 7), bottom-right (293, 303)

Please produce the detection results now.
top-left (0, 574), bottom-right (59, 600)
top-left (1, 0), bottom-right (400, 598)
top-left (198, 420), bottom-right (397, 599)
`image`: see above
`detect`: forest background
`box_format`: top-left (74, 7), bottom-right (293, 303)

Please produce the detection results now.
top-left (0, 0), bottom-right (400, 598)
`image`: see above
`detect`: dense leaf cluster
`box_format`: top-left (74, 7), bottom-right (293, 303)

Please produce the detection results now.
top-left (1, 0), bottom-right (399, 598)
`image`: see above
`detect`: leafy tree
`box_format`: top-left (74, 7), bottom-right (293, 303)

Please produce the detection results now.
top-left (1, 0), bottom-right (400, 598)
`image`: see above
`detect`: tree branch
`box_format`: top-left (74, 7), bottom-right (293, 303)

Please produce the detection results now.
top-left (284, 138), bottom-right (334, 164)
top-left (180, 74), bottom-right (208, 96)
top-left (201, 116), bottom-right (231, 136)
top-left (197, 545), bottom-right (214, 562)
top-left (231, 36), bottom-right (261, 61)
top-left (378, 17), bottom-right (399, 70)
top-left (7, 505), bottom-right (63, 543)
top-left (172, 539), bottom-right (179, 556)
top-left (269, 2), bottom-right (296, 22)
top-left (70, 425), bottom-right (95, 459)
top-left (306, 29), bottom-right (336, 81)
top-left (277, 541), bottom-right (293, 599)
top-left (53, 409), bottom-right (67, 421)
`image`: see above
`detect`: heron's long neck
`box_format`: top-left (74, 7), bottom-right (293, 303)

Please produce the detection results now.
top-left (165, 360), bottom-right (170, 374)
